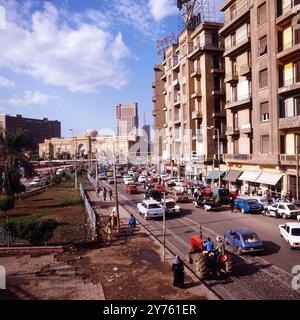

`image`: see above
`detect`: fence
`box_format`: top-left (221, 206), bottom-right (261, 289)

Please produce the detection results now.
top-left (87, 173), bottom-right (97, 188)
top-left (79, 183), bottom-right (97, 240)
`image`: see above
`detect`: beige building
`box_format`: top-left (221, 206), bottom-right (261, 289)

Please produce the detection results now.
top-left (116, 103), bottom-right (138, 137)
top-left (220, 0), bottom-right (300, 197)
top-left (39, 130), bottom-right (135, 163)
top-left (153, 22), bottom-right (226, 177)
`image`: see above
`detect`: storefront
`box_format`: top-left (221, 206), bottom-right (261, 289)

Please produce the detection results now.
top-left (238, 171), bottom-right (262, 195)
top-left (206, 170), bottom-right (226, 187)
top-left (223, 170), bottom-right (243, 192)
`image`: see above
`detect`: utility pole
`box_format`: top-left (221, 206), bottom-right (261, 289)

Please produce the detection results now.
top-left (163, 192), bottom-right (166, 262)
top-left (69, 129), bottom-right (78, 189)
top-left (217, 128), bottom-right (221, 189)
top-left (96, 151), bottom-right (99, 187)
top-left (113, 139), bottom-right (120, 232)
top-left (296, 134), bottom-right (299, 201)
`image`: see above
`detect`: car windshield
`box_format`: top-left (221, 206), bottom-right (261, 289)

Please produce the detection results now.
top-left (287, 204), bottom-right (297, 210)
top-left (148, 204), bottom-right (161, 209)
top-left (247, 200), bottom-right (258, 205)
top-left (243, 233), bottom-right (260, 243)
top-left (291, 228), bottom-right (300, 236)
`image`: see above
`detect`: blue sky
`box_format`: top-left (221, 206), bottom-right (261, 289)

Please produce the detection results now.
top-left (0, 0), bottom-right (224, 137)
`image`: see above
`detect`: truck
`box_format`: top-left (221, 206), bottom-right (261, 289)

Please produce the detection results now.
top-left (137, 200), bottom-right (165, 220)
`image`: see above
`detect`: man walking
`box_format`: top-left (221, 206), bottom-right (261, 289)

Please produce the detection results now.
top-left (103, 187), bottom-right (107, 201)
top-left (109, 188), bottom-right (113, 201)
top-left (172, 255), bottom-right (184, 288)
top-left (128, 214), bottom-right (136, 236)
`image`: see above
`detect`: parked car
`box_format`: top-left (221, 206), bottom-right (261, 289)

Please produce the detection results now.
top-left (107, 171), bottom-right (113, 177)
top-left (234, 197), bottom-right (263, 214)
top-left (99, 173), bottom-right (107, 180)
top-left (144, 181), bottom-right (155, 190)
top-left (29, 178), bottom-right (41, 187)
top-left (126, 184), bottom-right (139, 194)
top-left (224, 228), bottom-right (264, 255)
top-left (153, 184), bottom-right (167, 193)
top-left (144, 189), bottom-right (162, 201)
top-left (212, 188), bottom-right (229, 205)
top-left (252, 196), bottom-right (273, 211)
top-left (266, 202), bottom-right (300, 219)
top-left (138, 175), bottom-right (147, 183)
top-left (193, 197), bottom-right (222, 211)
top-left (279, 222), bottom-right (300, 249)
top-left (108, 177), bottom-right (115, 184)
top-left (137, 200), bottom-right (165, 220)
top-left (116, 172), bottom-right (123, 178)
top-left (170, 191), bottom-right (189, 203)
top-left (161, 198), bottom-right (181, 214)
top-left (124, 178), bottom-right (135, 185)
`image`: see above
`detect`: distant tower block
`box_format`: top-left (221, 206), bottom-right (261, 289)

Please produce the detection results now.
top-left (177, 0), bottom-right (216, 32)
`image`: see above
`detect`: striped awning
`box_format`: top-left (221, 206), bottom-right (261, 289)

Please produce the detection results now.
top-left (206, 170), bottom-right (226, 180)
top-left (256, 172), bottom-right (283, 186)
top-left (223, 170), bottom-right (243, 182)
top-left (238, 171), bottom-right (261, 182)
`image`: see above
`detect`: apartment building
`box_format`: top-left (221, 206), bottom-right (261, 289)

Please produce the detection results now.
top-left (152, 65), bottom-right (166, 159)
top-left (0, 114), bottom-right (61, 149)
top-left (155, 22), bottom-right (226, 178)
top-left (220, 0), bottom-right (300, 197)
top-left (116, 103), bottom-right (139, 137)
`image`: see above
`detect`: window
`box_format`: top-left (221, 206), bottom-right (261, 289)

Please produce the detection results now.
top-left (231, 85), bottom-right (238, 102)
top-left (230, 4), bottom-right (236, 20)
top-left (231, 33), bottom-right (236, 47)
top-left (261, 135), bottom-right (270, 154)
top-left (181, 64), bottom-right (186, 76)
top-left (259, 69), bottom-right (268, 88)
top-left (182, 83), bottom-right (186, 95)
top-left (260, 102), bottom-right (270, 122)
top-left (233, 112), bottom-right (239, 130)
top-left (258, 35), bottom-right (267, 56)
top-left (280, 96), bottom-right (300, 118)
top-left (258, 3), bottom-right (266, 25)
top-left (232, 59), bottom-right (237, 76)
top-left (215, 98), bottom-right (221, 113)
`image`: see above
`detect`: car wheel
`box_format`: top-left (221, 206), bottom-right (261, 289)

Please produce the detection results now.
top-left (282, 214), bottom-right (288, 219)
top-left (289, 242), bottom-right (294, 250)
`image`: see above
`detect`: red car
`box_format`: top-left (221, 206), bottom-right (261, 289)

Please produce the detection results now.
top-left (202, 187), bottom-right (213, 197)
top-left (153, 184), bottom-right (167, 193)
top-left (126, 184), bottom-right (138, 194)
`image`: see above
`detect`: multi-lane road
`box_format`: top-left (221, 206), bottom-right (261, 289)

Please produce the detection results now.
top-left (101, 178), bottom-right (300, 300)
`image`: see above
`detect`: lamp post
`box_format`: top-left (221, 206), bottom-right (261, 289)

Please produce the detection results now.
top-left (69, 129), bottom-right (78, 189)
top-left (112, 138), bottom-right (120, 233)
top-left (208, 126), bottom-right (221, 188)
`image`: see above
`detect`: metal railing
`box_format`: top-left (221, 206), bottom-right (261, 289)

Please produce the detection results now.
top-left (224, 0), bottom-right (251, 26)
top-left (225, 32), bottom-right (250, 50)
top-left (226, 93), bottom-right (252, 104)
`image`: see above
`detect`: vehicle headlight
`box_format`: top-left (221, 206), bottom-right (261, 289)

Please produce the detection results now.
top-left (175, 205), bottom-right (180, 210)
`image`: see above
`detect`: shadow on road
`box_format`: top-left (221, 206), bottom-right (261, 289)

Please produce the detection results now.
top-left (259, 240), bottom-right (281, 256)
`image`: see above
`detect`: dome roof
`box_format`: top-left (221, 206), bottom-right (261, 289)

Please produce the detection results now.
top-left (85, 129), bottom-right (98, 137)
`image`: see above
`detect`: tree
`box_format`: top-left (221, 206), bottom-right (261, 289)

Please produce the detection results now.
top-left (0, 195), bottom-right (14, 213)
top-left (0, 129), bottom-right (34, 196)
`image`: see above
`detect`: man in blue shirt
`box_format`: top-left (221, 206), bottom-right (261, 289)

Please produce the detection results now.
top-left (128, 214), bottom-right (136, 236)
top-left (203, 237), bottom-right (214, 252)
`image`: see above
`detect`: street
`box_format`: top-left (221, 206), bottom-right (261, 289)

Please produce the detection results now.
top-left (105, 179), bottom-right (300, 300)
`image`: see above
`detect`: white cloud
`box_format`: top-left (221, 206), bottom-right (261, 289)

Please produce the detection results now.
top-left (0, 1), bottom-right (131, 92)
top-left (7, 90), bottom-right (55, 106)
top-left (0, 75), bottom-right (15, 87)
top-left (149, 0), bottom-right (178, 21)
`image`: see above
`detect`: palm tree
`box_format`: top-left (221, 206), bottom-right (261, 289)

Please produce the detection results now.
top-left (0, 129), bottom-right (34, 196)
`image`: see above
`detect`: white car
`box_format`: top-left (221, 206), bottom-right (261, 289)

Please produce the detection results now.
top-left (161, 199), bottom-right (181, 214)
top-left (267, 202), bottom-right (300, 219)
top-left (279, 222), bottom-right (300, 249)
top-left (124, 178), bottom-right (135, 185)
top-left (108, 177), bottom-right (115, 184)
top-left (138, 175), bottom-right (147, 183)
top-left (137, 199), bottom-right (165, 220)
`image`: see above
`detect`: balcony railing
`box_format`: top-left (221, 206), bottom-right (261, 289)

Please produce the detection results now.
top-left (226, 93), bottom-right (252, 104)
top-left (280, 77), bottom-right (300, 88)
top-left (225, 32), bottom-right (250, 51)
top-left (277, 0), bottom-right (300, 17)
top-left (174, 96), bottom-right (181, 105)
top-left (224, 154), bottom-right (253, 161)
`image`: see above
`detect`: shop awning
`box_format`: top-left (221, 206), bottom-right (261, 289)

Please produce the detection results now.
top-left (256, 172), bottom-right (283, 186)
top-left (223, 170), bottom-right (243, 182)
top-left (238, 171), bottom-right (261, 182)
top-left (206, 170), bottom-right (226, 180)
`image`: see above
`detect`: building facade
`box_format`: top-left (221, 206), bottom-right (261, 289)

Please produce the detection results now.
top-left (116, 103), bottom-right (139, 137)
top-left (220, 0), bottom-right (300, 197)
top-left (153, 22), bottom-right (226, 178)
top-left (0, 114), bottom-right (61, 149)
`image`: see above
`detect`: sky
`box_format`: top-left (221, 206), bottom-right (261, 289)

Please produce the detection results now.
top-left (0, 0), bottom-right (224, 137)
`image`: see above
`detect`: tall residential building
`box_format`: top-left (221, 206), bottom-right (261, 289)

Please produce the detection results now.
top-left (116, 103), bottom-right (139, 137)
top-left (152, 65), bottom-right (166, 159)
top-left (0, 114), bottom-right (61, 149)
top-left (153, 22), bottom-right (226, 178)
top-left (220, 0), bottom-right (300, 197)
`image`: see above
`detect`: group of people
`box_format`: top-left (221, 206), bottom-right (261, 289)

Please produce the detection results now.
top-left (96, 186), bottom-right (113, 201)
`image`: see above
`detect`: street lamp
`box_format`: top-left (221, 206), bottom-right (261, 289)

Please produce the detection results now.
top-left (208, 126), bottom-right (221, 188)
top-left (69, 129), bottom-right (78, 189)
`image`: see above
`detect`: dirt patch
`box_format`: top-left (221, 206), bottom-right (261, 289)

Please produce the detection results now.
top-left (57, 221), bottom-right (207, 300)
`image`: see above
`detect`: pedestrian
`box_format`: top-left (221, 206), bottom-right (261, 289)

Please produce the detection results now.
top-left (128, 214), bottom-right (136, 236)
top-left (172, 255), bottom-right (184, 288)
top-left (109, 188), bottom-right (113, 201)
top-left (229, 194), bottom-right (235, 213)
top-left (103, 187), bottom-right (107, 201)
top-left (257, 188), bottom-right (262, 196)
top-left (214, 236), bottom-right (225, 263)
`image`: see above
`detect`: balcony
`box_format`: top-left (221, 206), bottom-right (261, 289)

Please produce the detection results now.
top-left (276, 1), bottom-right (300, 26)
top-left (224, 34), bottom-right (251, 58)
top-left (152, 109), bottom-right (159, 117)
top-left (213, 111), bottom-right (226, 118)
top-left (163, 90), bottom-right (167, 95)
top-left (174, 117), bottom-right (181, 125)
top-left (173, 79), bottom-right (180, 89)
top-left (163, 106), bottom-right (167, 111)
top-left (161, 73), bottom-right (167, 81)
top-left (212, 88), bottom-right (225, 96)
top-left (172, 55), bottom-right (180, 71)
top-left (279, 116), bottom-right (300, 129)
top-left (192, 111), bottom-right (203, 120)
top-left (188, 41), bottom-right (224, 60)
top-left (152, 96), bottom-right (156, 102)
top-left (277, 41), bottom-right (300, 62)
top-left (174, 96), bottom-right (181, 107)
top-left (225, 94), bottom-right (252, 109)
top-left (224, 154), bottom-right (253, 162)
top-left (280, 154), bottom-right (300, 166)
top-left (278, 78), bottom-right (300, 95)
top-left (191, 91), bottom-right (202, 100)
top-left (220, 0), bottom-right (252, 35)
top-left (240, 64), bottom-right (251, 77)
top-left (211, 67), bottom-right (225, 74)
top-left (240, 123), bottom-right (252, 134)
top-left (213, 133), bottom-right (227, 141)
top-left (224, 72), bottom-right (238, 83)
top-left (152, 81), bottom-right (156, 88)
top-left (191, 68), bottom-right (201, 78)
top-left (225, 127), bottom-right (240, 136)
